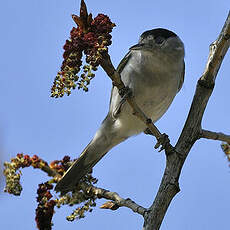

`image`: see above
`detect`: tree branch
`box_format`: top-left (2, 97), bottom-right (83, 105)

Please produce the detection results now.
top-left (39, 160), bottom-right (147, 216)
top-left (201, 11), bottom-right (230, 84)
top-left (143, 11), bottom-right (230, 230)
top-left (36, 160), bottom-right (148, 216)
top-left (100, 53), bottom-right (172, 151)
top-left (200, 129), bottom-right (230, 143)
top-left (40, 162), bottom-right (146, 216)
top-left (41, 165), bottom-right (60, 178)
top-left (79, 182), bottom-right (147, 216)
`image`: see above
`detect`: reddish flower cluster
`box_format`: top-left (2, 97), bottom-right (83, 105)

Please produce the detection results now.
top-left (4, 153), bottom-right (49, 195)
top-left (51, 1), bottom-right (115, 97)
top-left (83, 14), bottom-right (114, 66)
top-left (14, 153), bottom-right (48, 169)
top-left (37, 182), bottom-right (54, 203)
top-left (49, 155), bottom-right (72, 175)
top-left (4, 151), bottom-right (99, 226)
top-left (91, 13), bottom-right (114, 36)
top-left (35, 182), bottom-right (56, 230)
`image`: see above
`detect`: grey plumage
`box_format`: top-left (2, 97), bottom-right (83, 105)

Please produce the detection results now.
top-left (55, 28), bottom-right (185, 194)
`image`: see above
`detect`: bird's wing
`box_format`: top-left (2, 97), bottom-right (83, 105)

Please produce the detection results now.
top-left (108, 51), bottom-right (132, 118)
top-left (177, 60), bottom-right (185, 92)
top-left (117, 51), bottom-right (132, 74)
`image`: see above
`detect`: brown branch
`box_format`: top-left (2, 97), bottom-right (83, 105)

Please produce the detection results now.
top-left (34, 163), bottom-right (148, 218)
top-left (41, 165), bottom-right (60, 178)
top-left (201, 12), bottom-right (230, 84)
top-left (41, 161), bottom-right (147, 217)
top-left (143, 11), bottom-right (230, 230)
top-left (80, 182), bottom-right (147, 216)
top-left (40, 163), bottom-right (148, 216)
top-left (100, 53), bottom-right (170, 150)
top-left (200, 129), bottom-right (230, 143)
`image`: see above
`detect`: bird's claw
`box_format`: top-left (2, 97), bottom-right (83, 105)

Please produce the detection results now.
top-left (144, 128), bottom-right (152, 135)
top-left (118, 86), bottom-right (132, 99)
top-left (154, 133), bottom-right (172, 152)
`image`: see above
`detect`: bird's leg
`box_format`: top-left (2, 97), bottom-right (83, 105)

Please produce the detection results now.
top-left (118, 86), bottom-right (133, 99)
top-left (144, 128), bottom-right (152, 135)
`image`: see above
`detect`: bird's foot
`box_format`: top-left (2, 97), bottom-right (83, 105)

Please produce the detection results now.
top-left (154, 133), bottom-right (173, 153)
top-left (118, 86), bottom-right (133, 99)
top-left (144, 128), bottom-right (152, 135)
top-left (144, 130), bottom-right (184, 158)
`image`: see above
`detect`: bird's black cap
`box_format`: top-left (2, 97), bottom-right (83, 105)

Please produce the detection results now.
top-left (141, 28), bottom-right (177, 40)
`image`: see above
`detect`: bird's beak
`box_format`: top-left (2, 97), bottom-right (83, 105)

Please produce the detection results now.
top-left (130, 43), bottom-right (144, 50)
top-left (130, 43), bottom-right (153, 51)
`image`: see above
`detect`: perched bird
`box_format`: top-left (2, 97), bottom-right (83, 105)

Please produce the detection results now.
top-left (55, 28), bottom-right (185, 193)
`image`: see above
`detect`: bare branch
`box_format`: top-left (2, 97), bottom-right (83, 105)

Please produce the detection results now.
top-left (143, 11), bottom-right (230, 230)
top-left (42, 164), bottom-right (148, 219)
top-left (22, 157), bottom-right (148, 217)
top-left (201, 11), bottom-right (230, 84)
top-left (41, 165), bottom-right (60, 178)
top-left (100, 53), bottom-right (172, 151)
top-left (80, 182), bottom-right (147, 216)
top-left (200, 129), bottom-right (230, 143)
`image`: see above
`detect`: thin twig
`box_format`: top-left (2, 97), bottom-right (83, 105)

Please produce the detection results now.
top-left (42, 162), bottom-right (147, 216)
top-left (100, 52), bottom-right (171, 150)
top-left (41, 165), bottom-right (60, 178)
top-left (200, 129), bottom-right (230, 143)
top-left (80, 182), bottom-right (147, 216)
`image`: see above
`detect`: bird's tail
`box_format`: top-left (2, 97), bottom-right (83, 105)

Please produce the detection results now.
top-left (55, 124), bottom-right (120, 194)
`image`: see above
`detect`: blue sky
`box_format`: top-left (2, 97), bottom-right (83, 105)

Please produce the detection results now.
top-left (1, 0), bottom-right (230, 229)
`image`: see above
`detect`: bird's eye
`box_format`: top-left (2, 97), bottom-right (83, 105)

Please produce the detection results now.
top-left (155, 36), bottom-right (164, 44)
top-left (147, 35), bottom-right (154, 40)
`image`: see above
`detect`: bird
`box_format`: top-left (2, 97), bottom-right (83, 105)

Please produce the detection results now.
top-left (55, 28), bottom-right (185, 194)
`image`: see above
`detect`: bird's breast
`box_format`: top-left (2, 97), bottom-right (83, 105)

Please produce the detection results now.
top-left (120, 50), bottom-right (182, 121)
